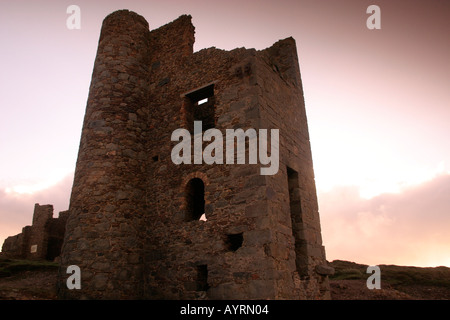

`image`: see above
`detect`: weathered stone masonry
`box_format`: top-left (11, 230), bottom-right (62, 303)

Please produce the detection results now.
top-left (58, 10), bottom-right (331, 299)
top-left (2, 204), bottom-right (68, 261)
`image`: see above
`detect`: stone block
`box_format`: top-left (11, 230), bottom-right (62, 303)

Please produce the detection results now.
top-left (248, 280), bottom-right (275, 299)
top-left (244, 229), bottom-right (272, 246)
top-left (230, 100), bottom-right (245, 112)
top-left (93, 273), bottom-right (109, 290)
top-left (244, 202), bottom-right (268, 218)
top-left (315, 264), bottom-right (335, 276)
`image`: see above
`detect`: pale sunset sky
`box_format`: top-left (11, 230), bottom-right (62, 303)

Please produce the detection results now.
top-left (0, 0), bottom-right (449, 267)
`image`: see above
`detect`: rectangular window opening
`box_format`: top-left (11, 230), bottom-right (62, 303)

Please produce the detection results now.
top-left (287, 166), bottom-right (309, 277)
top-left (196, 265), bottom-right (209, 291)
top-left (183, 83), bottom-right (215, 133)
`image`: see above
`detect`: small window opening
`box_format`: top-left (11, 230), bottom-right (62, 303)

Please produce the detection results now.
top-left (225, 233), bottom-right (243, 252)
top-left (152, 155), bottom-right (159, 162)
top-left (196, 265), bottom-right (209, 291)
top-left (184, 84), bottom-right (215, 132)
top-left (185, 178), bottom-right (205, 221)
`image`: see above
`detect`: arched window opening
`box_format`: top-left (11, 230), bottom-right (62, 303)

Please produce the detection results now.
top-left (185, 178), bottom-right (205, 221)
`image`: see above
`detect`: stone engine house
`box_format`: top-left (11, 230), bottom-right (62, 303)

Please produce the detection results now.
top-left (58, 10), bottom-right (331, 299)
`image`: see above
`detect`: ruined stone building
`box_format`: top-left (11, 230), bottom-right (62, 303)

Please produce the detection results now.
top-left (1, 204), bottom-right (68, 261)
top-left (57, 10), bottom-right (332, 299)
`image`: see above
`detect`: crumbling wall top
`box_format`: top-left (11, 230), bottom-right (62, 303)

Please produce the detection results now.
top-left (103, 9), bottom-right (149, 30)
top-left (31, 203), bottom-right (53, 227)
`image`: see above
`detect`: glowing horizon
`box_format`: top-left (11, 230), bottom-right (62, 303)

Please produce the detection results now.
top-left (1, 0), bottom-right (449, 268)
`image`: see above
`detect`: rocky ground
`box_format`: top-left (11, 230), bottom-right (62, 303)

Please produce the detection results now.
top-left (0, 270), bottom-right (57, 300)
top-left (329, 260), bottom-right (450, 300)
top-left (0, 257), bottom-right (449, 300)
top-left (0, 257), bottom-right (59, 299)
top-left (330, 279), bottom-right (450, 300)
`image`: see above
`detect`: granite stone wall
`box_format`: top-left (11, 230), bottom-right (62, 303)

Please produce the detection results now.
top-left (58, 10), bottom-right (331, 300)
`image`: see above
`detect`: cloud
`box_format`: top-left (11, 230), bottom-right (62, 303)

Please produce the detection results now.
top-left (2, 170), bottom-right (449, 268)
top-left (0, 172), bottom-right (73, 249)
top-left (319, 173), bottom-right (450, 267)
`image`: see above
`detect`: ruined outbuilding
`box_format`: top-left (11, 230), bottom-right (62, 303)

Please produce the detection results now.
top-left (1, 204), bottom-right (68, 261)
top-left (57, 10), bottom-right (331, 299)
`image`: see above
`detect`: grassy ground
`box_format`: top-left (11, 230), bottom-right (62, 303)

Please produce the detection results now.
top-left (329, 260), bottom-right (450, 300)
top-left (0, 257), bottom-right (58, 277)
